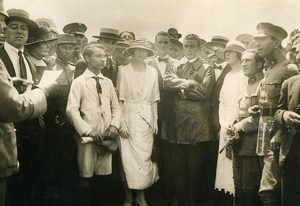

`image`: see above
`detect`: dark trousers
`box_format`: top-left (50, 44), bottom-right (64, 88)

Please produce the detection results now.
top-left (282, 134), bottom-right (300, 206)
top-left (233, 155), bottom-right (263, 206)
top-left (0, 178), bottom-right (6, 206)
top-left (171, 141), bottom-right (213, 205)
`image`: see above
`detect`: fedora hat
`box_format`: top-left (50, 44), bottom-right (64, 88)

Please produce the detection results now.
top-left (170, 37), bottom-right (183, 49)
top-left (254, 22), bottom-right (287, 42)
top-left (168, 28), bottom-right (182, 39)
top-left (26, 26), bottom-right (58, 45)
top-left (56, 34), bottom-right (76, 46)
top-left (5, 9), bottom-right (38, 33)
top-left (92, 28), bottom-right (121, 41)
top-left (63, 22), bottom-right (87, 36)
top-left (236, 33), bottom-right (254, 44)
top-left (204, 36), bottom-right (229, 50)
top-left (124, 39), bottom-right (156, 58)
top-left (0, 0), bottom-right (7, 18)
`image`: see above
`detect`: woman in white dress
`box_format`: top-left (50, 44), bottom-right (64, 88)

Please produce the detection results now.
top-left (117, 39), bottom-right (159, 206)
top-left (215, 40), bottom-right (247, 196)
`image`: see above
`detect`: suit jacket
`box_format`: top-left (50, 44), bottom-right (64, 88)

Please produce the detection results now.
top-left (0, 61), bottom-right (47, 177)
top-left (164, 57), bottom-right (215, 144)
top-left (209, 63), bottom-right (231, 136)
top-left (148, 57), bottom-right (179, 141)
top-left (275, 74), bottom-right (300, 166)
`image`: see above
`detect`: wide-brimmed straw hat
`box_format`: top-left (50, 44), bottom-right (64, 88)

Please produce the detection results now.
top-left (26, 26), bottom-right (58, 45)
top-left (124, 39), bottom-right (156, 58)
top-left (5, 8), bottom-right (38, 33)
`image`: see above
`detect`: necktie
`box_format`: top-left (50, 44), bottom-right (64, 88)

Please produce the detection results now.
top-left (106, 56), bottom-right (112, 69)
top-left (213, 65), bottom-right (222, 70)
top-left (158, 57), bottom-right (167, 63)
top-left (18, 50), bottom-right (27, 79)
top-left (92, 76), bottom-right (102, 105)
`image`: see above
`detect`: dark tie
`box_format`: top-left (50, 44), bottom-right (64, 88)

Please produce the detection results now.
top-left (18, 50), bottom-right (27, 79)
top-left (106, 56), bottom-right (112, 69)
top-left (214, 65), bottom-right (222, 70)
top-left (158, 57), bottom-right (167, 63)
top-left (92, 76), bottom-right (102, 105)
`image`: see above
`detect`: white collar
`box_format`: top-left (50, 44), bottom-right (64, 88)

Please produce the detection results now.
top-left (84, 68), bottom-right (105, 79)
top-left (4, 42), bottom-right (24, 54)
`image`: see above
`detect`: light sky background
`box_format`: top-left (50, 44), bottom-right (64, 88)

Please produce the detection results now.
top-left (5, 0), bottom-right (300, 46)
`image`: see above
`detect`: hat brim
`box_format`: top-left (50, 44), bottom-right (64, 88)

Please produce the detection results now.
top-left (170, 38), bottom-right (183, 48)
top-left (254, 33), bottom-right (268, 39)
top-left (5, 16), bottom-right (38, 33)
top-left (204, 41), bottom-right (227, 49)
top-left (71, 31), bottom-right (85, 36)
top-left (124, 46), bottom-right (156, 58)
top-left (92, 35), bottom-right (121, 41)
top-left (26, 37), bottom-right (58, 45)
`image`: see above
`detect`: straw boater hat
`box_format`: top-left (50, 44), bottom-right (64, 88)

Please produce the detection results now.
top-left (124, 39), bottom-right (156, 58)
top-left (92, 28), bottom-right (121, 41)
top-left (5, 8), bottom-right (38, 33)
top-left (0, 0), bottom-right (8, 18)
top-left (204, 36), bottom-right (229, 49)
top-left (26, 26), bottom-right (58, 45)
top-left (236, 33), bottom-right (254, 44)
top-left (63, 22), bottom-right (87, 36)
top-left (225, 40), bottom-right (246, 54)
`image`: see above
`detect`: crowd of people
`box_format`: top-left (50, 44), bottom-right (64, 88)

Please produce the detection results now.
top-left (0, 0), bottom-right (300, 206)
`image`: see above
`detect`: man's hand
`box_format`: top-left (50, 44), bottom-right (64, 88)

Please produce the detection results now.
top-left (283, 111), bottom-right (300, 127)
top-left (88, 129), bottom-right (103, 145)
top-left (186, 79), bottom-right (199, 91)
top-left (105, 125), bottom-right (119, 139)
top-left (248, 105), bottom-right (261, 117)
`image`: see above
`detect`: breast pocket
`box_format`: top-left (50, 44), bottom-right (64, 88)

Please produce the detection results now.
top-left (262, 80), bottom-right (281, 100)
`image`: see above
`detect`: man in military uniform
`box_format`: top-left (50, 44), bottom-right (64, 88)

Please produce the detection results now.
top-left (275, 74), bottom-right (300, 206)
top-left (253, 22), bottom-right (299, 206)
top-left (63, 22), bottom-right (88, 64)
top-left (43, 34), bottom-right (77, 205)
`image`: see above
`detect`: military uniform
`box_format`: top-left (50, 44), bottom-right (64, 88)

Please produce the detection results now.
top-left (275, 74), bottom-right (300, 206)
top-left (254, 22), bottom-right (300, 206)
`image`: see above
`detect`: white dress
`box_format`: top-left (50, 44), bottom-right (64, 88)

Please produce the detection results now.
top-left (215, 69), bottom-right (247, 195)
top-left (117, 63), bottom-right (160, 189)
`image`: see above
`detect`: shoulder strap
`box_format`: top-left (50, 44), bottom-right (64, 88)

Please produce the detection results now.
top-left (0, 47), bottom-right (16, 77)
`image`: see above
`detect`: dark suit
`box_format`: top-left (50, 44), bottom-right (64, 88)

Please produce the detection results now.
top-left (148, 56), bottom-right (178, 204)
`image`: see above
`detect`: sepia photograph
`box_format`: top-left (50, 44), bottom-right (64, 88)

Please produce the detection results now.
top-left (1, 0), bottom-right (300, 205)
